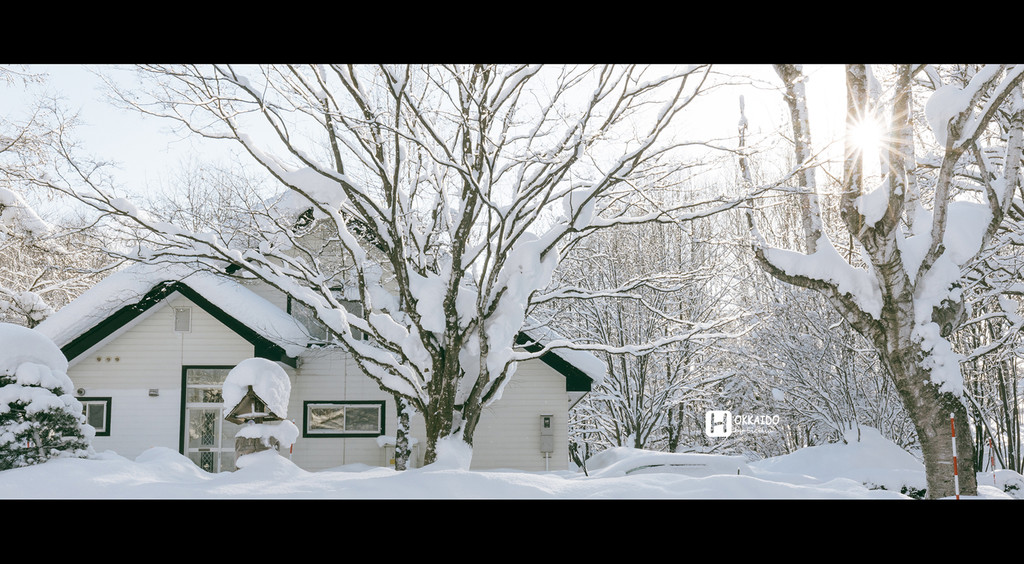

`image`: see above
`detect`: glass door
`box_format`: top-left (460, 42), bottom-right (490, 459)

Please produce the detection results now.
top-left (183, 367), bottom-right (241, 473)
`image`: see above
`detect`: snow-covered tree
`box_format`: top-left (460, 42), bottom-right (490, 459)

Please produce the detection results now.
top-left (40, 64), bottom-right (755, 467)
top-left (733, 279), bottom-right (917, 456)
top-left (0, 67), bottom-right (117, 327)
top-left (0, 323), bottom-right (93, 469)
top-left (552, 210), bottom-right (740, 454)
top-left (744, 64), bottom-right (1024, 498)
top-left (0, 187), bottom-right (55, 326)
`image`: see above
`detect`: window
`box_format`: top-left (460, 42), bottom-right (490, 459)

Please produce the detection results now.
top-left (182, 367), bottom-right (240, 473)
top-left (80, 397), bottom-right (111, 436)
top-left (303, 401), bottom-right (384, 438)
top-left (288, 292), bottom-right (365, 342)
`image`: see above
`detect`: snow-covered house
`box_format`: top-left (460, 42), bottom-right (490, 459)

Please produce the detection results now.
top-left (34, 263), bottom-right (599, 473)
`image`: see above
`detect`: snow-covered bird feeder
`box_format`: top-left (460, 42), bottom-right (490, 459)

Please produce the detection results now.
top-left (224, 385), bottom-right (283, 425)
top-left (222, 358), bottom-right (299, 463)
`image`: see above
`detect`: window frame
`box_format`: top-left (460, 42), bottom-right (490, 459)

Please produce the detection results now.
top-left (302, 400), bottom-right (385, 438)
top-left (179, 365), bottom-right (239, 473)
top-left (80, 397), bottom-right (112, 436)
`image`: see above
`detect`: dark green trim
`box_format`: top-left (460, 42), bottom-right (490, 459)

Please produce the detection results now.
top-left (60, 281), bottom-right (298, 368)
top-left (515, 333), bottom-right (594, 393)
top-left (179, 365), bottom-right (235, 455)
top-left (302, 400), bottom-right (386, 438)
top-left (79, 397), bottom-right (112, 436)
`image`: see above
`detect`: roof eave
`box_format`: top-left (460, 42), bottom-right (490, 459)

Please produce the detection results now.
top-left (514, 332), bottom-right (593, 393)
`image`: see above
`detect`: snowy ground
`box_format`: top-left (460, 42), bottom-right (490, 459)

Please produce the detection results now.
top-left (1, 427), bottom-right (1019, 499)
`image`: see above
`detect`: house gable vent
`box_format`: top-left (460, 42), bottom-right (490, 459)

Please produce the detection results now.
top-left (174, 307), bottom-right (192, 332)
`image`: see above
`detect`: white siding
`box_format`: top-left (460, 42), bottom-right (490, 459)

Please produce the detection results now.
top-left (287, 352), bottom-right (569, 472)
top-left (66, 294), bottom-right (255, 460)
top-left (286, 348), bottom-right (403, 471)
top-left (466, 360), bottom-right (570, 471)
top-left (63, 286), bottom-right (577, 473)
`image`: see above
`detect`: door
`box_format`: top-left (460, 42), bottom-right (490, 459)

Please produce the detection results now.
top-left (182, 367), bottom-right (241, 473)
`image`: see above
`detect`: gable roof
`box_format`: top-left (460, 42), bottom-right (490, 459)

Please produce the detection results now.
top-left (35, 264), bottom-right (311, 368)
top-left (36, 263), bottom-right (603, 390)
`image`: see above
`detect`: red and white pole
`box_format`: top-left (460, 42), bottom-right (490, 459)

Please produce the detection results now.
top-left (950, 413), bottom-right (960, 500)
top-left (990, 437), bottom-right (996, 485)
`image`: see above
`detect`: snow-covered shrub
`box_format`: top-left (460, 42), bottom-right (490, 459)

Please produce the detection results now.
top-left (0, 323), bottom-right (93, 470)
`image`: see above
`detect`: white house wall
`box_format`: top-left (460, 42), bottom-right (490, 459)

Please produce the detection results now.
top-left (286, 348), bottom-right (403, 471)
top-left (234, 281), bottom-right (574, 471)
top-left (286, 349), bottom-right (569, 472)
top-left (63, 291), bottom-right (576, 473)
top-left (468, 360), bottom-right (570, 471)
top-left (67, 293), bottom-right (256, 460)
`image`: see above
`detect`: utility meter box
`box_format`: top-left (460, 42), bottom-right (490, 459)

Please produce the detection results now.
top-left (540, 414), bottom-right (554, 454)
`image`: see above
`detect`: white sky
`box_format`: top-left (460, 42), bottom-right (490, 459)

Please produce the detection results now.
top-left (1, 64), bottom-right (851, 202)
top-left (1, 64), bottom-right (234, 200)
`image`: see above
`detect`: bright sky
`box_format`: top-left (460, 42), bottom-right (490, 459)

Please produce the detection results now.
top-left (1, 64), bottom-right (234, 200)
top-left (1, 64), bottom-right (852, 202)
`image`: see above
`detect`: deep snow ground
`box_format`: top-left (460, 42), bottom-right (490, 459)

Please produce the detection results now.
top-left (0, 426), bottom-right (1018, 499)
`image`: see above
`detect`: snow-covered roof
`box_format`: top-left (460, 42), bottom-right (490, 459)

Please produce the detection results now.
top-left (34, 262), bottom-right (602, 392)
top-left (517, 320), bottom-right (606, 389)
top-left (35, 263), bottom-right (311, 364)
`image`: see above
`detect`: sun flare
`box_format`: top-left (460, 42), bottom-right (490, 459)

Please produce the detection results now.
top-left (849, 117), bottom-right (886, 157)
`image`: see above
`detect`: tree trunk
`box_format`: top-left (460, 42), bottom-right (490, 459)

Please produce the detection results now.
top-left (422, 347), bottom-right (459, 465)
top-left (746, 64), bottom-right (1024, 499)
top-left (883, 347), bottom-right (977, 498)
top-left (995, 361), bottom-right (1016, 471)
top-left (666, 405), bottom-right (680, 453)
top-left (393, 394), bottom-right (411, 471)
top-left (422, 408), bottom-right (447, 466)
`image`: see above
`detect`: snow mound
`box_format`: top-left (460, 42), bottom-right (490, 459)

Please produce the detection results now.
top-left (234, 448), bottom-right (307, 479)
top-left (0, 323), bottom-right (69, 375)
top-left (987, 469), bottom-right (1024, 499)
top-left (749, 426), bottom-right (925, 493)
top-left (586, 447), bottom-right (750, 477)
top-left (429, 436), bottom-right (474, 470)
top-left (133, 447), bottom-right (215, 480)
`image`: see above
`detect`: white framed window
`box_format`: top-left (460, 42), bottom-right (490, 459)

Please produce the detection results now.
top-left (80, 397), bottom-right (111, 436)
top-left (182, 366), bottom-right (240, 473)
top-left (303, 401), bottom-right (384, 437)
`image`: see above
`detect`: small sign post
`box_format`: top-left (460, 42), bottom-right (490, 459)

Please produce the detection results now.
top-left (951, 413), bottom-right (960, 500)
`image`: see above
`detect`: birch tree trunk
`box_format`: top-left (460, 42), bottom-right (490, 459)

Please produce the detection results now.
top-left (747, 64), bottom-right (1024, 498)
